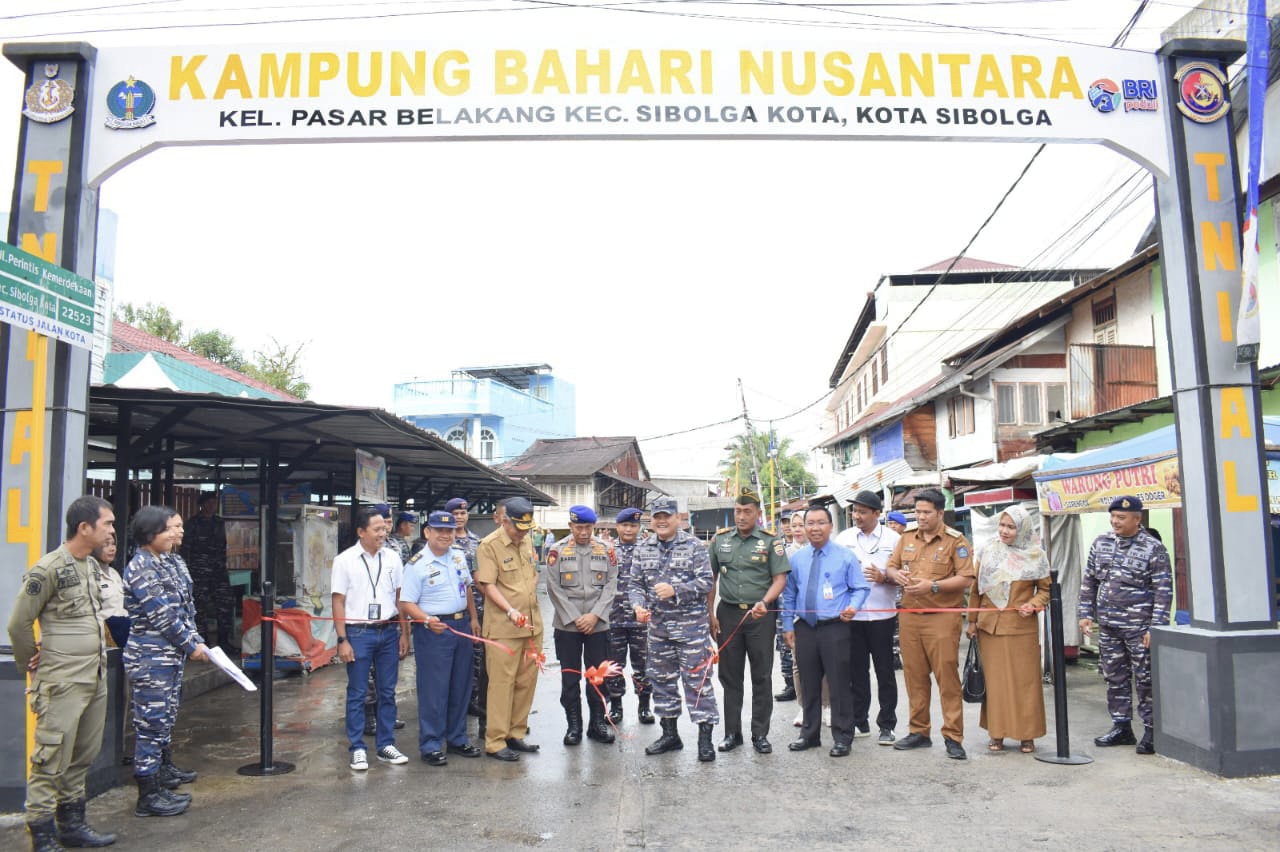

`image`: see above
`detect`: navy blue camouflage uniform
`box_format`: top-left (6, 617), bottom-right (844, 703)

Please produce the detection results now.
top-left (1078, 527), bottom-right (1172, 728)
top-left (182, 514), bottom-right (235, 645)
top-left (606, 537), bottom-right (652, 701)
top-left (629, 531), bottom-right (718, 724)
top-left (124, 549), bottom-right (204, 778)
top-left (454, 528), bottom-right (486, 711)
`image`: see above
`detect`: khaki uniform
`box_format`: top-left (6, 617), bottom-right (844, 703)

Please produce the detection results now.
top-left (887, 526), bottom-right (975, 743)
top-left (6, 546), bottom-right (109, 819)
top-left (474, 527), bottom-right (542, 753)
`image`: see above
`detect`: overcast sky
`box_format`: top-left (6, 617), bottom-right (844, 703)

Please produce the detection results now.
top-left (0, 1), bottom-right (1196, 478)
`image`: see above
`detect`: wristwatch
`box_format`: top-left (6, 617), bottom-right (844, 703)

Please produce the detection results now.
top-left (931, 581), bottom-right (940, 594)
top-left (336, 636), bottom-right (347, 644)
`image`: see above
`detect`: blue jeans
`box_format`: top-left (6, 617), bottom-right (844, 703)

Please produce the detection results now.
top-left (412, 622), bottom-right (473, 754)
top-left (346, 625), bottom-right (400, 752)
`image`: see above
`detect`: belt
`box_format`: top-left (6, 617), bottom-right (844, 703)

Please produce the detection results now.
top-left (356, 620), bottom-right (400, 629)
top-left (427, 611), bottom-right (467, 621)
top-left (719, 601), bottom-right (752, 610)
top-left (814, 616), bottom-right (845, 627)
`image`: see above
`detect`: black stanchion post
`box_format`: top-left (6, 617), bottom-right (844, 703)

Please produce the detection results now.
top-left (239, 442), bottom-right (295, 777)
top-left (1035, 569), bottom-right (1092, 766)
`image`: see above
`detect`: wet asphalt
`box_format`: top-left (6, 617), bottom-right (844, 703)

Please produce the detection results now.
top-left (3, 590), bottom-right (1278, 850)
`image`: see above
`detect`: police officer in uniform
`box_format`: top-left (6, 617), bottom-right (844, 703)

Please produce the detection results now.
top-left (1079, 496), bottom-right (1172, 755)
top-left (709, 488), bottom-right (789, 754)
top-left (545, 506), bottom-right (619, 745)
top-left (605, 508), bottom-right (654, 725)
top-left (447, 497), bottom-right (488, 722)
top-left (183, 493), bottom-right (237, 652)
top-left (630, 497), bottom-right (719, 763)
top-left (885, 488), bottom-right (975, 760)
top-left (8, 496), bottom-right (118, 851)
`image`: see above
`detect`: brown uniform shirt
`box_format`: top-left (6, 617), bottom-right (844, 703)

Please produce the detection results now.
top-left (474, 527), bottom-right (542, 640)
top-left (7, 545), bottom-right (107, 684)
top-left (886, 526), bottom-right (975, 611)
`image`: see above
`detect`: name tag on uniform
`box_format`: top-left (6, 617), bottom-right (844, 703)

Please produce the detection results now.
top-left (822, 582), bottom-right (834, 601)
top-left (367, 604), bottom-right (382, 621)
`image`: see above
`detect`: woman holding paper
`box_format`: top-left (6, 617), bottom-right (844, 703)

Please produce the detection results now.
top-left (123, 505), bottom-right (209, 818)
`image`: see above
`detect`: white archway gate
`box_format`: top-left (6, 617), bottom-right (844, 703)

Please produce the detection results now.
top-left (1, 32), bottom-right (1274, 791)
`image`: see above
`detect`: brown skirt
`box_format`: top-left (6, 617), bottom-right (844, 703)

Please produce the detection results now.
top-left (977, 630), bottom-right (1046, 740)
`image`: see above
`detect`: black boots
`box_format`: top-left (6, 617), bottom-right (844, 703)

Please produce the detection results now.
top-left (1136, 726), bottom-right (1155, 755)
top-left (608, 696), bottom-right (624, 725)
top-left (134, 775), bottom-right (188, 817)
top-left (55, 798), bottom-right (116, 847)
top-left (774, 676), bottom-right (797, 702)
top-left (563, 704), bottom-right (583, 746)
top-left (1094, 721), bottom-right (1137, 747)
top-left (697, 722), bottom-right (716, 762)
top-left (645, 717), bottom-right (683, 755)
top-left (158, 748), bottom-right (197, 788)
top-left (27, 816), bottom-right (64, 852)
top-left (637, 694), bottom-right (655, 725)
top-left (586, 710), bottom-right (615, 744)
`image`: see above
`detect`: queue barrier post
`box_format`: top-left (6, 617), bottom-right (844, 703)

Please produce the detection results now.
top-left (1035, 569), bottom-right (1092, 766)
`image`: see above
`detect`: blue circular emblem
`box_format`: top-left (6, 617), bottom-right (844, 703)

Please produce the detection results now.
top-left (105, 77), bottom-right (157, 129)
top-left (1087, 79), bottom-right (1121, 114)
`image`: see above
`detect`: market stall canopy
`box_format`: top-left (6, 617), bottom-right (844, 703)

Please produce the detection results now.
top-left (87, 386), bottom-right (552, 508)
top-left (1034, 417), bottom-right (1280, 515)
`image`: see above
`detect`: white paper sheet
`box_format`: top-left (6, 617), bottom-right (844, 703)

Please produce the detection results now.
top-left (208, 646), bottom-right (258, 692)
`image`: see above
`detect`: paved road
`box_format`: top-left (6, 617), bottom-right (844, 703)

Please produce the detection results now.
top-left (4, 592), bottom-right (1277, 850)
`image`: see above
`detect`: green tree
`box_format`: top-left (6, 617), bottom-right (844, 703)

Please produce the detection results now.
top-left (187, 329), bottom-right (248, 372)
top-left (245, 338), bottom-right (311, 399)
top-left (114, 301), bottom-right (183, 343)
top-left (719, 432), bottom-right (817, 503)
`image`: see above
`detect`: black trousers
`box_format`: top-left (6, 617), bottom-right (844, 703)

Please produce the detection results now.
top-left (795, 619), bottom-right (854, 744)
top-left (850, 617), bottom-right (898, 731)
top-left (554, 629), bottom-right (609, 715)
top-left (716, 602), bottom-right (777, 737)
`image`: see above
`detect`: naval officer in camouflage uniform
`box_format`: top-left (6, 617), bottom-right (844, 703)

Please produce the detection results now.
top-left (1078, 496), bottom-right (1172, 755)
top-left (7, 495), bottom-right (118, 851)
top-left (709, 488), bottom-right (789, 754)
top-left (629, 497), bottom-right (719, 762)
top-left (605, 507), bottom-right (654, 725)
top-left (447, 497), bottom-right (488, 721)
top-left (545, 506), bottom-right (619, 745)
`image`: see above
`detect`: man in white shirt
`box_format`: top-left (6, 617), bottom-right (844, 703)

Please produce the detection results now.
top-left (835, 490), bottom-right (901, 745)
top-left (332, 506), bottom-right (410, 771)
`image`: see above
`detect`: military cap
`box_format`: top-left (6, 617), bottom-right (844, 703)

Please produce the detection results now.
top-left (373, 503), bottom-right (392, 518)
top-left (737, 487), bottom-right (762, 506)
top-left (569, 505), bottom-right (598, 524)
top-left (886, 511), bottom-right (908, 526)
top-left (426, 510), bottom-right (456, 528)
top-left (852, 490), bottom-right (883, 512)
top-left (395, 511), bottom-right (417, 525)
top-left (1109, 495), bottom-right (1143, 513)
top-left (616, 508), bottom-right (643, 524)
top-left (444, 497), bottom-right (468, 512)
top-left (650, 496), bottom-right (679, 516)
top-left (504, 497), bottom-right (535, 530)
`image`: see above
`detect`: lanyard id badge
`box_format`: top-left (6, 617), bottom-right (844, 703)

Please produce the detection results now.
top-left (360, 552), bottom-right (384, 621)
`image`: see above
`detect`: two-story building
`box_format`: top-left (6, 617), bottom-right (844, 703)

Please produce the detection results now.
top-left (392, 363), bottom-right (575, 465)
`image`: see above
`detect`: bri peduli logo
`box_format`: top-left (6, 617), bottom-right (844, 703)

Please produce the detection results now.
top-left (105, 76), bottom-right (157, 130)
top-left (1087, 79), bottom-right (1121, 113)
top-left (1121, 79), bottom-right (1158, 112)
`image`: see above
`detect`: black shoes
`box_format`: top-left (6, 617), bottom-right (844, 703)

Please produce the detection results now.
top-left (608, 697), bottom-right (624, 725)
top-left (752, 735), bottom-right (773, 754)
top-left (774, 681), bottom-right (797, 702)
top-left (422, 751), bottom-right (447, 767)
top-left (393, 719), bottom-right (406, 730)
top-left (486, 748), bottom-right (519, 762)
top-left (637, 694), bottom-right (655, 725)
top-left (944, 738), bottom-right (967, 760)
top-left (586, 713), bottom-right (616, 744)
top-left (506, 738), bottom-right (540, 753)
top-left (697, 722), bottom-right (716, 762)
top-left (829, 741), bottom-right (852, 758)
top-left (1136, 727), bottom-right (1155, 755)
top-left (563, 706), bottom-right (583, 746)
top-left (27, 817), bottom-right (63, 852)
top-left (788, 736), bottom-right (821, 752)
top-left (55, 798), bottom-right (117, 847)
top-left (160, 749), bottom-right (197, 785)
top-left (1094, 722), bottom-right (1137, 747)
top-left (447, 742), bottom-right (481, 758)
top-left (718, 732), bottom-right (744, 752)
top-left (893, 733), bottom-right (932, 751)
top-left (134, 775), bottom-right (188, 817)
top-left (645, 718), bottom-right (683, 755)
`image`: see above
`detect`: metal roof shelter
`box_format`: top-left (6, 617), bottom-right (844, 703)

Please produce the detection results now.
top-left (86, 386), bottom-right (552, 512)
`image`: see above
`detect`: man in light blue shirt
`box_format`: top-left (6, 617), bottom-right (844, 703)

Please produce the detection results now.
top-left (782, 507), bottom-right (870, 758)
top-left (399, 511), bottom-right (481, 767)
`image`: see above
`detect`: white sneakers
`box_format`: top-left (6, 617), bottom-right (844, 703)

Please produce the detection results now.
top-left (376, 745), bottom-right (409, 765)
top-left (350, 749), bottom-right (369, 771)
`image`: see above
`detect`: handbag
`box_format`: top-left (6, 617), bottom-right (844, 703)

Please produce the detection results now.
top-left (962, 638), bottom-right (986, 704)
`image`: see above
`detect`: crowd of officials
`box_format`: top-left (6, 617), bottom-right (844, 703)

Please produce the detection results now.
top-left (8, 485), bottom-right (1172, 850)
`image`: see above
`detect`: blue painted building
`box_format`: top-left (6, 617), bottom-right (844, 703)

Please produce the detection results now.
top-left (392, 364), bottom-right (576, 465)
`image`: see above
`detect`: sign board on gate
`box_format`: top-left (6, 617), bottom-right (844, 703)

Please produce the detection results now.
top-left (1036, 453), bottom-right (1182, 514)
top-left (0, 241), bottom-right (95, 348)
top-left (355, 449), bottom-right (386, 504)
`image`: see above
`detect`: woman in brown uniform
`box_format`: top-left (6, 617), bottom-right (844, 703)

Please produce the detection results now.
top-left (967, 505), bottom-right (1050, 753)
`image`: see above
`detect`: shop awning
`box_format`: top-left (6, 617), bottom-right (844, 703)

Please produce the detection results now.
top-left (1033, 416), bottom-right (1280, 515)
top-left (830, 458), bottom-right (918, 506)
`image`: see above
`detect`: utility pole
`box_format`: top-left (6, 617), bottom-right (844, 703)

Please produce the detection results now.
top-left (737, 379), bottom-right (764, 516)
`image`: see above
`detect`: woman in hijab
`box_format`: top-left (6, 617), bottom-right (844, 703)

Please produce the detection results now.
top-left (967, 505), bottom-right (1050, 753)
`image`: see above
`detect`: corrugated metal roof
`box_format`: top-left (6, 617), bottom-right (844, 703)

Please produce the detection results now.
top-left (499, 436), bottom-right (643, 478)
top-left (914, 256), bottom-right (1021, 274)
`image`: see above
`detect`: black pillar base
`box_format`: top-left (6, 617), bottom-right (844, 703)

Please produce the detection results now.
top-left (1152, 626), bottom-right (1280, 777)
top-left (236, 760), bottom-right (296, 777)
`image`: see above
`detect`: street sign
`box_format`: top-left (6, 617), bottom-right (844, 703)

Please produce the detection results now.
top-left (0, 240), bottom-right (95, 348)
